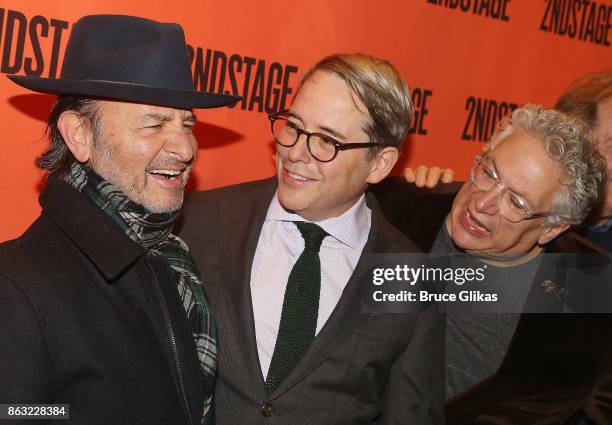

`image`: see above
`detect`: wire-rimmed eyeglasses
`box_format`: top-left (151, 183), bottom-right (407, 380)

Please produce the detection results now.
top-left (470, 154), bottom-right (558, 223)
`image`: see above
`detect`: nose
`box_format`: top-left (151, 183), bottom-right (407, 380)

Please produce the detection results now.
top-left (473, 186), bottom-right (503, 216)
top-left (165, 127), bottom-right (196, 163)
top-left (286, 133), bottom-right (312, 163)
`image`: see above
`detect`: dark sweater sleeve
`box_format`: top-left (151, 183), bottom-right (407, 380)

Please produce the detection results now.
top-left (370, 177), bottom-right (461, 252)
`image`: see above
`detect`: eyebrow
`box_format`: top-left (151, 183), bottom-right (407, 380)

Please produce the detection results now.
top-left (286, 111), bottom-right (347, 140)
top-left (140, 112), bottom-right (197, 123)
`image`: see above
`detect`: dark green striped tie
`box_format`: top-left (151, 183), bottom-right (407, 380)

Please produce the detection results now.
top-left (265, 222), bottom-right (328, 393)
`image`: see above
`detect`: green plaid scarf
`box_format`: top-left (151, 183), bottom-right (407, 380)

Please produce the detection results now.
top-left (65, 163), bottom-right (216, 425)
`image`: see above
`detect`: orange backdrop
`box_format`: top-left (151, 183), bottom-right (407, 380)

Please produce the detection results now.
top-left (1, 0), bottom-right (611, 242)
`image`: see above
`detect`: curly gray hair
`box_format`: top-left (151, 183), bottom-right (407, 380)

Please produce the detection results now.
top-left (486, 104), bottom-right (606, 226)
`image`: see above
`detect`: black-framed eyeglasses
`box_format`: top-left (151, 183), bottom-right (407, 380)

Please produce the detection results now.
top-left (268, 110), bottom-right (382, 163)
top-left (470, 154), bottom-right (560, 223)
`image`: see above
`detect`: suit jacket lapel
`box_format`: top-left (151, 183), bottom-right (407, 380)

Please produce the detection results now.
top-left (221, 178), bottom-right (277, 395)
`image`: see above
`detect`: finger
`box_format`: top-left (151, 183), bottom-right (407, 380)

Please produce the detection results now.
top-left (404, 167), bottom-right (416, 183)
top-left (425, 167), bottom-right (442, 188)
top-left (441, 168), bottom-right (454, 183)
top-left (414, 165), bottom-right (428, 188)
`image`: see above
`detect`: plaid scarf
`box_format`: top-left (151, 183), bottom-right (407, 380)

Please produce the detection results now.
top-left (65, 163), bottom-right (216, 425)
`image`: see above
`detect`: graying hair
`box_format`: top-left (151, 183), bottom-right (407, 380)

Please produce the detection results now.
top-left (299, 53), bottom-right (413, 153)
top-left (486, 104), bottom-right (606, 226)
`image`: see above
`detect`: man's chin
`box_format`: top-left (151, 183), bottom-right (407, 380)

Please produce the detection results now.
top-left (145, 204), bottom-right (183, 214)
top-left (132, 192), bottom-right (184, 214)
top-left (144, 199), bottom-right (183, 214)
top-left (277, 195), bottom-right (302, 215)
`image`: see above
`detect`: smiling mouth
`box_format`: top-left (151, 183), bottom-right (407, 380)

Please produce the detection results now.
top-left (284, 168), bottom-right (318, 183)
top-left (288, 171), bottom-right (309, 181)
top-left (147, 169), bottom-right (184, 180)
top-left (463, 209), bottom-right (491, 235)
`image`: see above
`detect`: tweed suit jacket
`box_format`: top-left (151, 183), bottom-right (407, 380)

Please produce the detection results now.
top-left (177, 177), bottom-right (444, 425)
top-left (371, 177), bottom-right (612, 425)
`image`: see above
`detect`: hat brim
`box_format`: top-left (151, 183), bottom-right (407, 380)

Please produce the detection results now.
top-left (8, 75), bottom-right (241, 110)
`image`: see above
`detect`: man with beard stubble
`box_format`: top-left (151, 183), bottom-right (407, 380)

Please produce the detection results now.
top-left (0, 15), bottom-right (239, 424)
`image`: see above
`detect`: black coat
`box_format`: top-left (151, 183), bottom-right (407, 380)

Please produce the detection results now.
top-left (0, 179), bottom-right (204, 425)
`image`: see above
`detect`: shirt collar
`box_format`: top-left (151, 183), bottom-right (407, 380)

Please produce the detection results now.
top-left (266, 192), bottom-right (370, 249)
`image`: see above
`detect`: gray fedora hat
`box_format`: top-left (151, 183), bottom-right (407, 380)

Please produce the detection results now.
top-left (8, 14), bottom-right (240, 109)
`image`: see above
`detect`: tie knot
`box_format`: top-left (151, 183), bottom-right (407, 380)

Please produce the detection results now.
top-left (294, 222), bottom-right (328, 251)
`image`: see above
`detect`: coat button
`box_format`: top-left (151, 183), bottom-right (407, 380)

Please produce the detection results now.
top-left (261, 402), bottom-right (275, 417)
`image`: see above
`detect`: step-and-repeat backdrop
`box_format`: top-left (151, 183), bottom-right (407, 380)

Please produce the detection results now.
top-left (1, 0), bottom-right (611, 241)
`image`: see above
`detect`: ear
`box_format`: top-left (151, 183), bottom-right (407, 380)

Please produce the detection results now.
top-left (537, 223), bottom-right (570, 245)
top-left (366, 147), bottom-right (399, 184)
top-left (57, 110), bottom-right (95, 163)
